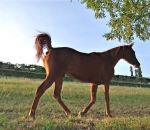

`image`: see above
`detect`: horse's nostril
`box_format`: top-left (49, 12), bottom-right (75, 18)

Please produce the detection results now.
top-left (134, 64), bottom-right (140, 68)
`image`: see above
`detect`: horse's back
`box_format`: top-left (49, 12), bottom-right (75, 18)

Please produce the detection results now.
top-left (57, 48), bottom-right (113, 83)
top-left (44, 47), bottom-right (114, 84)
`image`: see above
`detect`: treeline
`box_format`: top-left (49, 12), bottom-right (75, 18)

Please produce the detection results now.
top-left (112, 75), bottom-right (150, 87)
top-left (0, 61), bottom-right (45, 73)
top-left (0, 61), bottom-right (150, 87)
top-left (0, 61), bottom-right (45, 79)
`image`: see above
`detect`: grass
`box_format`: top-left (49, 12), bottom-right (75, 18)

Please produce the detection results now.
top-left (0, 77), bottom-right (150, 130)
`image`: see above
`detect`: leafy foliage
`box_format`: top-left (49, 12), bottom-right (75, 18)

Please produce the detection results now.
top-left (82, 0), bottom-right (150, 43)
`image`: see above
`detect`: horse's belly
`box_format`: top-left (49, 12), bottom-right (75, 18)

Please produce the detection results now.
top-left (66, 56), bottom-right (114, 84)
top-left (67, 67), bottom-right (113, 84)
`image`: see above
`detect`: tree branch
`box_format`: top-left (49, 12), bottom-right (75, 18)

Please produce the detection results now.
top-left (141, 3), bottom-right (150, 9)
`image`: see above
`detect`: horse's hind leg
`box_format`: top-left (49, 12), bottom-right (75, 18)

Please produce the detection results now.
top-left (103, 84), bottom-right (112, 117)
top-left (28, 75), bottom-right (54, 119)
top-left (53, 77), bottom-right (71, 117)
top-left (78, 83), bottom-right (98, 117)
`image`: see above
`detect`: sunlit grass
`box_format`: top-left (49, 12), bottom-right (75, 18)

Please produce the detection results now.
top-left (0, 77), bottom-right (150, 130)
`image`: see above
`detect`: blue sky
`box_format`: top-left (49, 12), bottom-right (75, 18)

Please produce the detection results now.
top-left (0, 1), bottom-right (150, 77)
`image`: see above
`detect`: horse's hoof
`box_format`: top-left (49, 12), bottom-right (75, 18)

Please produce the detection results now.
top-left (28, 111), bottom-right (35, 120)
top-left (78, 112), bottom-right (84, 118)
top-left (105, 114), bottom-right (112, 118)
top-left (66, 112), bottom-right (71, 118)
top-left (28, 115), bottom-right (35, 120)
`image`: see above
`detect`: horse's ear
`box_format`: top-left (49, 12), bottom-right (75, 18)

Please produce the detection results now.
top-left (130, 43), bottom-right (134, 48)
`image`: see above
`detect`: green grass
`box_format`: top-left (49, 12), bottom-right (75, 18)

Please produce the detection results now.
top-left (0, 77), bottom-right (150, 130)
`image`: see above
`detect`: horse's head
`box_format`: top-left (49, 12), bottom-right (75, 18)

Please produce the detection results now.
top-left (122, 44), bottom-right (140, 68)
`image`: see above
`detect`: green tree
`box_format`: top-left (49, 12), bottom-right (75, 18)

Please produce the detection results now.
top-left (81, 0), bottom-right (150, 43)
top-left (138, 66), bottom-right (142, 77)
top-left (0, 62), bottom-right (3, 68)
top-left (134, 66), bottom-right (143, 78)
top-left (130, 66), bottom-right (133, 76)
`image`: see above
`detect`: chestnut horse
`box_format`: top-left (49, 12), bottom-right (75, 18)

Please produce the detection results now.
top-left (29, 33), bottom-right (140, 119)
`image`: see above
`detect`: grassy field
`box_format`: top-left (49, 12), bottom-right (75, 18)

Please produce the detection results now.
top-left (0, 77), bottom-right (150, 130)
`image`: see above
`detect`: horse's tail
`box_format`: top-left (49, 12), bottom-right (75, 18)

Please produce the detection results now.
top-left (35, 33), bottom-right (52, 61)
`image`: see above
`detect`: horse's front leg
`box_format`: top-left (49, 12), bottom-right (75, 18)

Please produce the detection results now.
top-left (53, 77), bottom-right (71, 117)
top-left (103, 84), bottom-right (112, 117)
top-left (78, 83), bottom-right (98, 117)
top-left (28, 75), bottom-right (54, 119)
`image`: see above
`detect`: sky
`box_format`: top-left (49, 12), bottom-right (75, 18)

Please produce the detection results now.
top-left (0, 0), bottom-right (150, 77)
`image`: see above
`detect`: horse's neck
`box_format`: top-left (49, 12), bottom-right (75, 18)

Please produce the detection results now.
top-left (108, 47), bottom-right (123, 67)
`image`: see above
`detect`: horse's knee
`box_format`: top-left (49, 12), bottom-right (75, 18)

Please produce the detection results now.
top-left (90, 99), bottom-right (96, 105)
top-left (35, 86), bottom-right (45, 97)
top-left (36, 78), bottom-right (54, 97)
top-left (53, 94), bottom-right (60, 101)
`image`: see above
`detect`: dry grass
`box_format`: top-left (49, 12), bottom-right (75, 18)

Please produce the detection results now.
top-left (0, 77), bottom-right (150, 130)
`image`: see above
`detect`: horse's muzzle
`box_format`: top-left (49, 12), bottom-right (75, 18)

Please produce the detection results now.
top-left (134, 62), bottom-right (140, 68)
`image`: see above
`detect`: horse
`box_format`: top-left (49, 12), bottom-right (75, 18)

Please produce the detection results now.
top-left (28, 33), bottom-right (140, 119)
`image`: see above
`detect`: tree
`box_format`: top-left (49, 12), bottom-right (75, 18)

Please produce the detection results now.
top-left (134, 66), bottom-right (143, 77)
top-left (135, 68), bottom-right (138, 77)
top-left (138, 66), bottom-right (142, 77)
top-left (81, 0), bottom-right (150, 43)
top-left (0, 62), bottom-right (3, 68)
top-left (130, 66), bottom-right (133, 76)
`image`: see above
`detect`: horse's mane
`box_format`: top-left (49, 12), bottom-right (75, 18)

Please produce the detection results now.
top-left (35, 33), bottom-right (52, 61)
